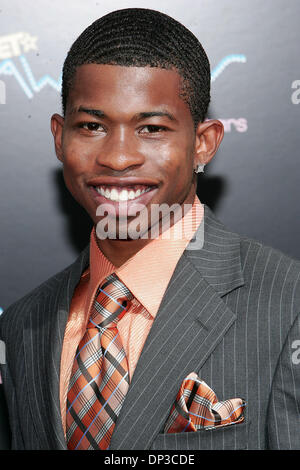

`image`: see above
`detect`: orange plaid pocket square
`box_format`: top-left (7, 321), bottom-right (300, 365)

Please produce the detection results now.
top-left (164, 372), bottom-right (245, 433)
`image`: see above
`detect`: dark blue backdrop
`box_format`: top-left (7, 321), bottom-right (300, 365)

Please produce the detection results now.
top-left (0, 0), bottom-right (300, 449)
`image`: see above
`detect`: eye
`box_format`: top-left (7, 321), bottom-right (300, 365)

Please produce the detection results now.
top-left (78, 122), bottom-right (106, 133)
top-left (139, 125), bottom-right (168, 134)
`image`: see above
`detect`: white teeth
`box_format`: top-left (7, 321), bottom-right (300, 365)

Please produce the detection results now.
top-left (119, 189), bottom-right (129, 201)
top-left (110, 188), bottom-right (119, 201)
top-left (95, 186), bottom-right (151, 202)
top-left (128, 190), bottom-right (135, 200)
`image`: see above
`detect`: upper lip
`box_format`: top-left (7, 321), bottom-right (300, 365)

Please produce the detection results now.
top-left (87, 176), bottom-right (159, 188)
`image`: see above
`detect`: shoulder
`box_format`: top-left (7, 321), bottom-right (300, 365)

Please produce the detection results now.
top-left (234, 234), bottom-right (300, 324)
top-left (239, 233), bottom-right (300, 284)
top-left (202, 205), bottom-right (300, 305)
top-left (204, 204), bottom-right (300, 282)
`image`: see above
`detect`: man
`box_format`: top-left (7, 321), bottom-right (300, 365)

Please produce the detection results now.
top-left (0, 8), bottom-right (300, 450)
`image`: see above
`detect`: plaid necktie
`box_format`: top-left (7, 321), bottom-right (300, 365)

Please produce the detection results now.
top-left (66, 273), bottom-right (133, 450)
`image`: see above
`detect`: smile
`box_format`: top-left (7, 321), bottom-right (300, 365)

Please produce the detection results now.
top-left (93, 185), bottom-right (153, 202)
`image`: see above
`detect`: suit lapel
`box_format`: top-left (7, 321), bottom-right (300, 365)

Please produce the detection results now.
top-left (23, 246), bottom-right (89, 449)
top-left (109, 205), bottom-right (245, 450)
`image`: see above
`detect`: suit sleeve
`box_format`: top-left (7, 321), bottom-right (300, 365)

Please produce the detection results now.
top-left (0, 382), bottom-right (11, 449)
top-left (267, 313), bottom-right (300, 449)
top-left (0, 317), bottom-right (24, 450)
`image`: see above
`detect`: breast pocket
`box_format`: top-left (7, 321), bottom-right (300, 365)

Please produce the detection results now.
top-left (150, 414), bottom-right (250, 450)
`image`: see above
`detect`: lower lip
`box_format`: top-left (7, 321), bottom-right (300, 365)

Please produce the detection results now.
top-left (89, 186), bottom-right (159, 217)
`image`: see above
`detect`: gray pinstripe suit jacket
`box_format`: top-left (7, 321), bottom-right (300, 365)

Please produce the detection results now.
top-left (1, 205), bottom-right (300, 450)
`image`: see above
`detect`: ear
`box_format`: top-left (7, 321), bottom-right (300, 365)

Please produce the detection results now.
top-left (193, 119), bottom-right (224, 169)
top-left (50, 113), bottom-right (65, 162)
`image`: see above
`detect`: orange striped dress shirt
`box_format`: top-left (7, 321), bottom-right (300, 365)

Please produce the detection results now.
top-left (60, 196), bottom-right (203, 435)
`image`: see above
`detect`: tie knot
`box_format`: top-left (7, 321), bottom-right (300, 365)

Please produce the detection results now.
top-left (88, 273), bottom-right (133, 329)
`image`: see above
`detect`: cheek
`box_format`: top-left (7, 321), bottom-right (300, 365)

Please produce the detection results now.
top-left (157, 146), bottom-right (194, 183)
top-left (62, 142), bottom-right (92, 176)
top-left (60, 148), bottom-right (89, 198)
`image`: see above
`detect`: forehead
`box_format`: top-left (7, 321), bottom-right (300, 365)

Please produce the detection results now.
top-left (67, 64), bottom-right (192, 120)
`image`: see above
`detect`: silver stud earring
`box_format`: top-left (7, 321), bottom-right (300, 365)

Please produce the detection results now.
top-left (194, 164), bottom-right (205, 173)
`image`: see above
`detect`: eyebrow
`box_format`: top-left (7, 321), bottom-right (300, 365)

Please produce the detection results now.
top-left (71, 106), bottom-right (177, 122)
top-left (73, 106), bottom-right (106, 118)
top-left (134, 111), bottom-right (176, 122)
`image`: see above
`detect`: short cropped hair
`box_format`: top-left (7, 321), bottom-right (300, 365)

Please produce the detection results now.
top-left (61, 8), bottom-right (211, 125)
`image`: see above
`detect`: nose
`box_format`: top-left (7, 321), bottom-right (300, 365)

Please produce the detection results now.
top-left (95, 126), bottom-right (145, 172)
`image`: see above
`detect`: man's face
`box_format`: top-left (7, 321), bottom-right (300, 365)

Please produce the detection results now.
top-left (52, 64), bottom-right (207, 233)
